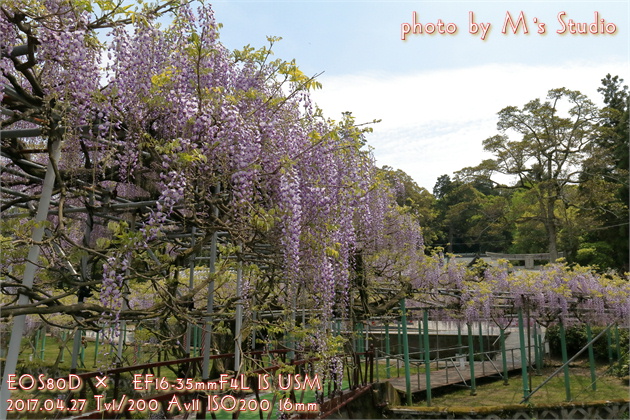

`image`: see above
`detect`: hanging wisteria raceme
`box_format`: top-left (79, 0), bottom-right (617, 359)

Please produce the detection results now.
top-left (405, 255), bottom-right (629, 328)
top-left (0, 0), bottom-right (400, 369)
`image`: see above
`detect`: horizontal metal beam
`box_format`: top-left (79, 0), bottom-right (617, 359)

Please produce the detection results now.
top-left (1, 128), bottom-right (42, 138)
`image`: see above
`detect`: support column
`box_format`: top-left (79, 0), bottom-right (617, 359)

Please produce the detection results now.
top-left (400, 299), bottom-right (412, 406)
top-left (423, 310), bottom-right (431, 406)
top-left (186, 227), bottom-right (196, 355)
top-left (39, 328), bottom-right (46, 360)
top-left (202, 186), bottom-right (220, 381)
top-left (500, 327), bottom-right (508, 385)
top-left (385, 323), bottom-right (391, 379)
top-left (61, 331), bottom-right (66, 363)
top-left (559, 321), bottom-right (571, 401)
top-left (457, 324), bottom-right (462, 356)
top-left (93, 331), bottom-right (100, 367)
top-left (607, 328), bottom-right (613, 364)
top-left (614, 324), bottom-right (620, 360)
top-left (586, 324), bottom-right (596, 391)
top-left (1, 139), bottom-right (61, 420)
top-left (518, 309), bottom-right (530, 402)
top-left (419, 321), bottom-right (423, 360)
top-left (80, 331), bottom-right (85, 367)
top-left (397, 319), bottom-right (401, 376)
top-left (535, 323), bottom-right (543, 372)
top-left (467, 323), bottom-right (476, 395)
top-left (478, 322), bottom-right (485, 375)
top-left (234, 261), bottom-right (243, 372)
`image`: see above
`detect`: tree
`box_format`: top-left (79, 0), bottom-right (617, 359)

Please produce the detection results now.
top-left (433, 174), bottom-right (454, 200)
top-left (0, 0), bottom-right (421, 390)
top-left (578, 74), bottom-right (629, 272)
top-left (432, 174), bottom-right (511, 254)
top-left (468, 88), bottom-right (600, 261)
top-left (381, 166), bottom-right (438, 246)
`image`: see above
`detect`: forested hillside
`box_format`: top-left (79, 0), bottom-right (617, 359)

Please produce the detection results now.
top-left (384, 77), bottom-right (629, 273)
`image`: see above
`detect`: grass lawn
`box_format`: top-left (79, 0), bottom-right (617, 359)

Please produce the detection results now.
top-left (427, 365), bottom-right (629, 407)
top-left (16, 333), bottom-right (160, 372)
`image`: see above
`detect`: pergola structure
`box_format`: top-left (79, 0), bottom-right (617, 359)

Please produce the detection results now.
top-left (1, 2), bottom-right (629, 419)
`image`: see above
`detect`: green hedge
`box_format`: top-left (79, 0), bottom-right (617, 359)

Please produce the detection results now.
top-left (546, 324), bottom-right (628, 367)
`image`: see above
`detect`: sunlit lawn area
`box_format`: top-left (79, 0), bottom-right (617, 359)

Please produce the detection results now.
top-left (427, 366), bottom-right (629, 407)
top-left (16, 333), bottom-right (159, 373)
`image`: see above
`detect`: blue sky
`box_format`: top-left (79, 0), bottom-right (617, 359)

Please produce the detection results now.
top-left (210, 1), bottom-right (629, 190)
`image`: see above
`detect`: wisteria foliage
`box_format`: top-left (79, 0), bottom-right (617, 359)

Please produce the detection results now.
top-left (0, 0), bottom-right (413, 357)
top-left (0, 0), bottom-right (628, 373)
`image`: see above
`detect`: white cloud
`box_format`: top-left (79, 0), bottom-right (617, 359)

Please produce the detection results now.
top-left (311, 61), bottom-right (628, 190)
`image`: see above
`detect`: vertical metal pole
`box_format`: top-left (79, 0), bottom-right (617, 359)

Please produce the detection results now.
top-left (1, 139), bottom-right (60, 420)
top-left (500, 327), bottom-right (508, 384)
top-left (532, 322), bottom-right (539, 373)
top-left (61, 331), bottom-right (66, 363)
top-left (366, 322), bottom-right (370, 357)
top-left (202, 186), bottom-right (220, 381)
top-left (606, 328), bottom-right (613, 364)
top-left (116, 214), bottom-right (132, 364)
top-left (93, 331), bottom-right (99, 367)
top-left (397, 319), bottom-right (401, 377)
top-left (397, 319), bottom-right (402, 357)
top-left (586, 324), bottom-right (596, 391)
top-left (40, 329), bottom-right (46, 360)
top-left (375, 346), bottom-right (380, 382)
top-left (192, 325), bottom-right (197, 356)
top-left (526, 303), bottom-right (533, 392)
top-left (400, 299), bottom-right (412, 406)
top-left (234, 260), bottom-right (243, 373)
top-left (423, 310), bottom-right (431, 406)
top-left (436, 321), bottom-right (440, 368)
top-left (76, 192), bottom-right (94, 369)
top-left (288, 281), bottom-right (296, 360)
top-left (251, 296), bottom-right (258, 350)
top-left (385, 323), bottom-right (391, 379)
top-left (418, 320), bottom-right (423, 360)
top-left (186, 227), bottom-right (196, 355)
top-left (71, 326), bottom-right (83, 370)
top-left (80, 331), bottom-right (85, 367)
top-left (614, 324), bottom-right (620, 360)
top-left (457, 323), bottom-right (462, 357)
top-left (467, 323), bottom-right (476, 395)
top-left (534, 324), bottom-right (544, 374)
top-left (478, 322), bottom-right (484, 375)
top-left (35, 330), bottom-right (41, 360)
top-left (518, 309), bottom-right (530, 402)
top-left (117, 321), bottom-right (126, 362)
top-left (559, 321), bottom-right (571, 401)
